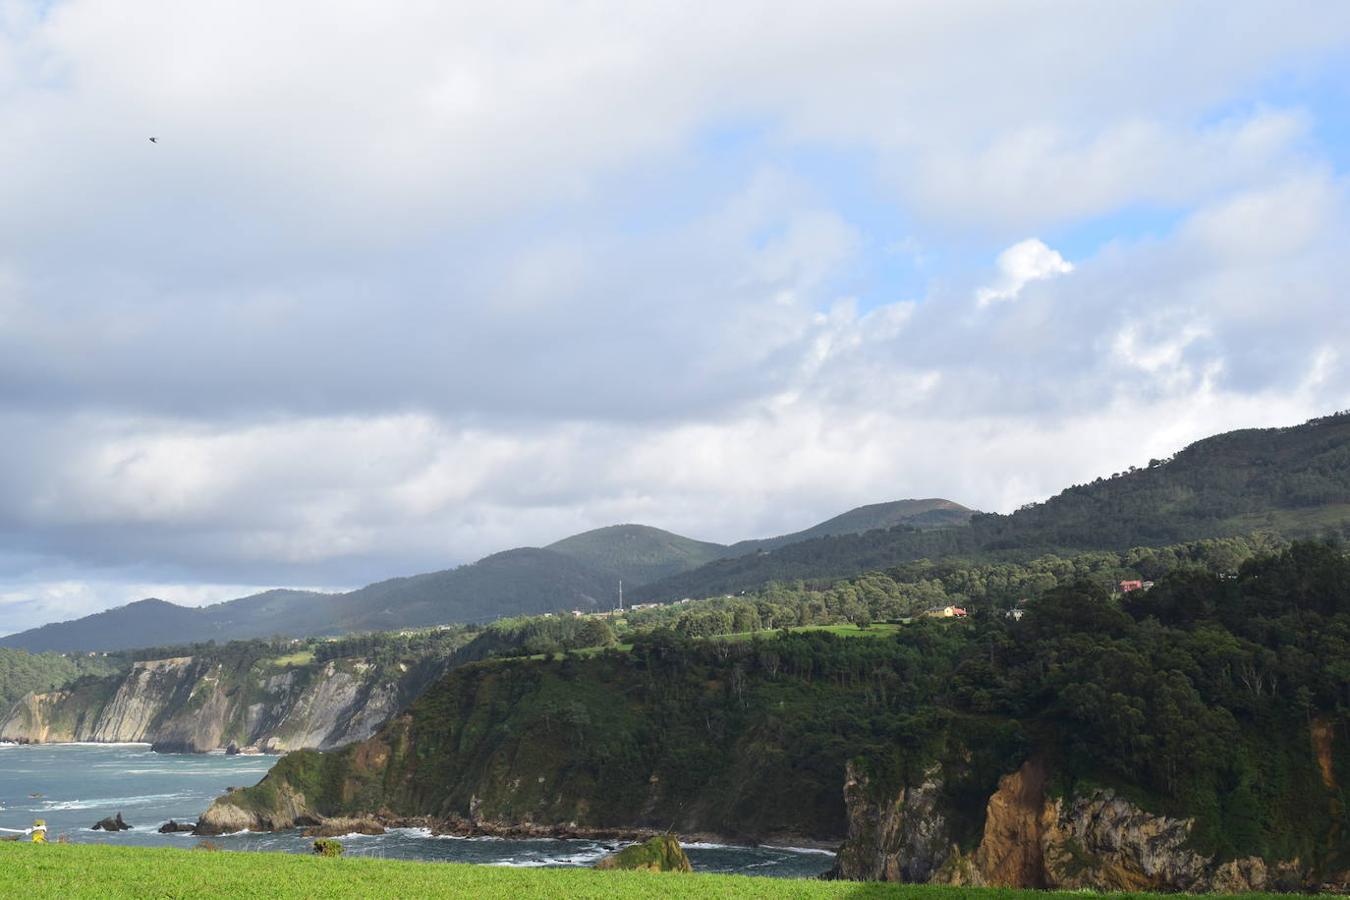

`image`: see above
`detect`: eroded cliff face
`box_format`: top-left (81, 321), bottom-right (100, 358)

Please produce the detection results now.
top-left (833, 755), bottom-right (1339, 893)
top-left (2, 691), bottom-right (77, 742)
top-left (831, 760), bottom-right (950, 882)
top-left (0, 655), bottom-right (437, 754)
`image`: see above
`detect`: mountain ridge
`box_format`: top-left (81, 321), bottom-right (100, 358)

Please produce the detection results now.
top-left (0, 499), bottom-right (969, 652)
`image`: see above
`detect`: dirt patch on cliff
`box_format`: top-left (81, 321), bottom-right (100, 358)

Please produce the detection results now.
top-left (1312, 718), bottom-right (1338, 790)
top-left (970, 757), bottom-right (1049, 888)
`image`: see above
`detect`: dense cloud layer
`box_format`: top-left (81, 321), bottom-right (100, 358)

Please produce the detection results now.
top-left (2, 1), bottom-right (1349, 632)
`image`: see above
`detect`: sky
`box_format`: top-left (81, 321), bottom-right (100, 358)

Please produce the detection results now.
top-left (2, 1), bottom-right (1350, 634)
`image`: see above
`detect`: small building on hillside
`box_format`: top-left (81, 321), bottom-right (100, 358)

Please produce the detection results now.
top-left (1118, 580), bottom-right (1155, 593)
top-left (923, 605), bottom-right (967, 618)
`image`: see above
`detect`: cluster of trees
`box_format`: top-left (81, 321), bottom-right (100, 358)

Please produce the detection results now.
top-left (620, 535), bottom-right (1283, 638)
top-left (456, 615), bottom-right (617, 660)
top-left (0, 648), bottom-right (124, 708)
top-left (311, 626), bottom-right (475, 666)
top-left (945, 541), bottom-right (1350, 862)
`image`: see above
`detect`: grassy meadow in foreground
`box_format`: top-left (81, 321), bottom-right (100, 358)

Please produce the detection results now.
top-left (0, 844), bottom-right (1296, 900)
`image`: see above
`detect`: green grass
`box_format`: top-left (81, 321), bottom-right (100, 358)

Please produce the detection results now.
top-left (266, 650), bottom-right (316, 667)
top-left (483, 624), bottom-right (899, 663)
top-left (717, 623), bottom-right (904, 642)
top-left (0, 844), bottom-right (1292, 900)
top-left (487, 624), bottom-right (898, 663)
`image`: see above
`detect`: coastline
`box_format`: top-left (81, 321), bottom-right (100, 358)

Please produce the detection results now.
top-left (0, 738), bottom-right (279, 754)
top-left (380, 815), bottom-right (840, 853)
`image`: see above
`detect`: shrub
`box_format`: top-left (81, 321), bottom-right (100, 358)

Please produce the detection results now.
top-left (313, 839), bottom-right (344, 858)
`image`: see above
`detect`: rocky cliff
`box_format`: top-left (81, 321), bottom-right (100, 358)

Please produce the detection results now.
top-left (0, 653), bottom-right (442, 753)
top-left (832, 753), bottom-right (1347, 893)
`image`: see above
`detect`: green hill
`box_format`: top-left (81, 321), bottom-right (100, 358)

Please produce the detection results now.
top-left (329, 548), bottom-right (615, 630)
top-left (636, 412), bottom-right (1350, 601)
top-left (547, 524), bottom-right (729, 585)
top-left (727, 499), bottom-right (974, 555)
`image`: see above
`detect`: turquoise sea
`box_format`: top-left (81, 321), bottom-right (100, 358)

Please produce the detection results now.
top-left (0, 742), bottom-right (834, 877)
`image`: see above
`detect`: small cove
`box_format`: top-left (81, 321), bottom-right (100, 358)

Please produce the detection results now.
top-left (0, 743), bottom-right (833, 877)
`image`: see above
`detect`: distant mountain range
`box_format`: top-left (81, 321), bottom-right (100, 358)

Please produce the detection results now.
top-left (9, 411), bottom-right (1350, 654)
top-left (0, 499), bottom-right (973, 653)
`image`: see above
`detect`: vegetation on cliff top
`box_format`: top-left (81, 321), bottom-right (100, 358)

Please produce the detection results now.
top-left (0, 843), bottom-right (1304, 899)
top-left (219, 542), bottom-right (1350, 876)
top-left (0, 648), bottom-right (124, 708)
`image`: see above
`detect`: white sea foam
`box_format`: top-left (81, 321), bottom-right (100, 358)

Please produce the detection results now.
top-left (761, 844), bottom-right (837, 856)
top-left (681, 840), bottom-right (835, 856)
top-left (388, 826), bottom-right (433, 838)
top-left (490, 850), bottom-right (608, 868)
top-left (41, 792), bottom-right (194, 811)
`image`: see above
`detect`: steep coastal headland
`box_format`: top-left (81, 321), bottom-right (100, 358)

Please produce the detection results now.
top-left (196, 542), bottom-right (1350, 891)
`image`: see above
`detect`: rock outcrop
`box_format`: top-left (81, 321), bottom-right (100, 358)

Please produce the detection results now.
top-left (301, 818), bottom-right (386, 838)
top-left (830, 760), bottom-right (950, 882)
top-left (833, 757), bottom-right (1332, 893)
top-left (594, 835), bottom-right (693, 872)
top-left (158, 820), bottom-right (196, 833)
top-left (194, 780), bottom-right (318, 835)
top-left (92, 812), bottom-right (132, 831)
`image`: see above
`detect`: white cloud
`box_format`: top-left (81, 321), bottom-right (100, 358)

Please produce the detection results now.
top-left (0, 2), bottom-right (1348, 630)
top-left (976, 239), bottom-right (1074, 306)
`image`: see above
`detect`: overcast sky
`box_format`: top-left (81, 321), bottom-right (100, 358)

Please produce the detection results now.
top-left (2, 1), bottom-right (1350, 634)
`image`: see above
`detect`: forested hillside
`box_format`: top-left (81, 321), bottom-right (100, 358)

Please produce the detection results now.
top-left (547, 524), bottom-right (728, 584)
top-left (637, 413), bottom-right (1350, 601)
top-left (0, 647), bottom-right (124, 709)
top-left (209, 541), bottom-right (1350, 889)
top-left (727, 499), bottom-right (974, 555)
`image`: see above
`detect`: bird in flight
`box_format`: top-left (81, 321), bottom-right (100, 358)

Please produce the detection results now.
top-left (149, 137), bottom-right (158, 143)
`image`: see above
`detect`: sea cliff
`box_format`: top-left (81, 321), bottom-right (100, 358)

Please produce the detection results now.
top-left (0, 652), bottom-right (446, 753)
top-left (831, 750), bottom-right (1348, 892)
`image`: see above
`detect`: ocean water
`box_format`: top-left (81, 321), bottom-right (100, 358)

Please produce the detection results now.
top-left (0, 743), bottom-right (834, 877)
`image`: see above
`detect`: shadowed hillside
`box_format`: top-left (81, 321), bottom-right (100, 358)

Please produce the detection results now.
top-left (547, 524), bottom-right (729, 584)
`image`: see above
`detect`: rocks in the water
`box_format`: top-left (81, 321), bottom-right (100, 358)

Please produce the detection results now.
top-left (158, 820), bottom-right (196, 833)
top-left (150, 739), bottom-right (204, 754)
top-left (301, 818), bottom-right (386, 838)
top-left (194, 780), bottom-right (314, 835)
top-left (594, 835), bottom-right (693, 873)
top-left (225, 742), bottom-right (240, 755)
top-left (92, 812), bottom-right (132, 831)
